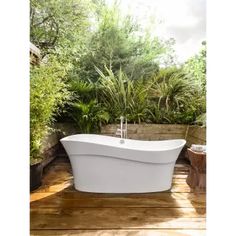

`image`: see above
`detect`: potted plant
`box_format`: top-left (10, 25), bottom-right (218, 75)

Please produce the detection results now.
top-left (30, 58), bottom-right (70, 191)
top-left (30, 122), bottom-right (49, 191)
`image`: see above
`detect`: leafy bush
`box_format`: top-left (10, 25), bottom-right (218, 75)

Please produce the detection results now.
top-left (69, 3), bottom-right (175, 82)
top-left (66, 75), bottom-right (109, 133)
top-left (147, 67), bottom-right (205, 124)
top-left (30, 58), bottom-right (71, 164)
top-left (30, 0), bottom-right (206, 131)
top-left (70, 99), bottom-right (110, 133)
top-left (184, 42), bottom-right (206, 91)
top-left (30, 0), bottom-right (91, 59)
top-left (96, 67), bottom-right (150, 123)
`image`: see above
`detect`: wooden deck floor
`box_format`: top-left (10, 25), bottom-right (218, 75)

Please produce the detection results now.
top-left (30, 157), bottom-right (206, 236)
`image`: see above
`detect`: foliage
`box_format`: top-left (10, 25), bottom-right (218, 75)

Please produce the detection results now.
top-left (30, 58), bottom-right (71, 164)
top-left (195, 113), bottom-right (206, 127)
top-left (147, 67), bottom-right (205, 124)
top-left (69, 3), bottom-right (175, 82)
top-left (184, 41), bottom-right (206, 90)
top-left (96, 67), bottom-right (150, 123)
top-left (70, 99), bottom-right (110, 133)
top-left (67, 72), bottom-right (109, 133)
top-left (69, 78), bottom-right (97, 103)
top-left (30, 0), bottom-right (206, 134)
top-left (30, 0), bottom-right (91, 62)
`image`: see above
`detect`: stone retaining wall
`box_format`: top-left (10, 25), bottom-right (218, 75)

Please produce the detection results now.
top-left (186, 126), bottom-right (206, 146)
top-left (101, 124), bottom-right (206, 146)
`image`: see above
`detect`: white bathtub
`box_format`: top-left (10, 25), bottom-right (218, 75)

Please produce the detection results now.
top-left (60, 134), bottom-right (186, 193)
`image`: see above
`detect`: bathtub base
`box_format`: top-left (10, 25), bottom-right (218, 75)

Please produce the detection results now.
top-left (70, 155), bottom-right (175, 193)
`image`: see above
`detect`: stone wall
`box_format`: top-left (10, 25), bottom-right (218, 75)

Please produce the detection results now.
top-left (101, 124), bottom-right (188, 141)
top-left (40, 122), bottom-right (78, 152)
top-left (39, 122), bottom-right (79, 162)
top-left (186, 125), bottom-right (206, 146)
top-left (101, 124), bottom-right (206, 146)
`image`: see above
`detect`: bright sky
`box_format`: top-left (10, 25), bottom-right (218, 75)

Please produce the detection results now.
top-left (106, 0), bottom-right (206, 63)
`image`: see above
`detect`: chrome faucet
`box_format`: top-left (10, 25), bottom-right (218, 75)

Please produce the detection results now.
top-left (115, 116), bottom-right (127, 142)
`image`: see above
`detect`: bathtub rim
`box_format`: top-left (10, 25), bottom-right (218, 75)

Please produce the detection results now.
top-left (60, 134), bottom-right (186, 153)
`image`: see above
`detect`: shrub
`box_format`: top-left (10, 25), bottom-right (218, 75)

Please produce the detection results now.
top-left (30, 58), bottom-right (71, 164)
top-left (70, 99), bottom-right (110, 133)
top-left (96, 67), bottom-right (150, 123)
top-left (69, 3), bottom-right (175, 83)
top-left (184, 42), bottom-right (206, 91)
top-left (67, 75), bottom-right (109, 133)
top-left (148, 67), bottom-right (205, 124)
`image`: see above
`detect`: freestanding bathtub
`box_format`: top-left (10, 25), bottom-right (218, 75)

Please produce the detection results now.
top-left (60, 134), bottom-right (186, 193)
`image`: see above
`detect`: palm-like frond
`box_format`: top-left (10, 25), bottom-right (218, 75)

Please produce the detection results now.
top-left (96, 66), bottom-right (150, 123)
top-left (71, 99), bottom-right (110, 133)
top-left (147, 68), bottom-right (205, 124)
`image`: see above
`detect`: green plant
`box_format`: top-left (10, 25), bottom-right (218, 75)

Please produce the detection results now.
top-left (71, 99), bottom-right (110, 133)
top-left (184, 41), bottom-right (206, 91)
top-left (195, 113), bottom-right (206, 127)
top-left (96, 66), bottom-right (150, 123)
top-left (148, 67), bottom-right (205, 124)
top-left (30, 0), bottom-right (91, 59)
top-left (69, 78), bottom-right (97, 102)
top-left (70, 2), bottom-right (175, 83)
top-left (30, 0), bottom-right (206, 128)
top-left (30, 58), bottom-right (71, 164)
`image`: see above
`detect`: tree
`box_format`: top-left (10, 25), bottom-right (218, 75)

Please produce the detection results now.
top-left (30, 0), bottom-right (91, 60)
top-left (184, 41), bottom-right (206, 90)
top-left (69, 3), bottom-right (176, 82)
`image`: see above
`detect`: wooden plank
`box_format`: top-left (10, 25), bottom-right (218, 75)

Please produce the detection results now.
top-left (31, 207), bottom-right (205, 217)
top-left (30, 229), bottom-right (206, 236)
top-left (30, 192), bottom-right (206, 208)
top-left (31, 208), bottom-right (205, 229)
top-left (31, 191), bottom-right (204, 201)
top-left (170, 184), bottom-right (192, 193)
top-left (173, 174), bottom-right (188, 179)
